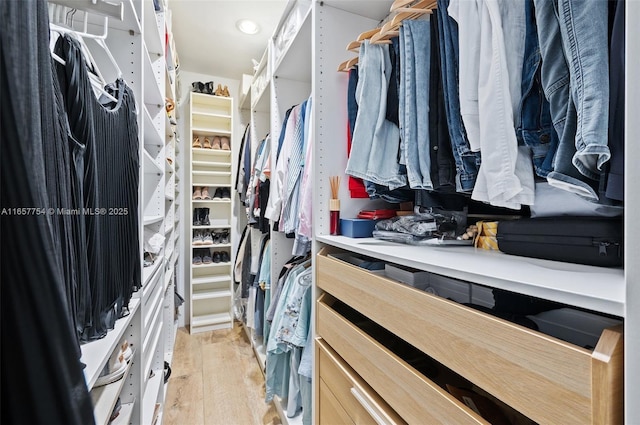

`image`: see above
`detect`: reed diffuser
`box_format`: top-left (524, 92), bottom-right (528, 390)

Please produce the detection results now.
top-left (329, 176), bottom-right (341, 235)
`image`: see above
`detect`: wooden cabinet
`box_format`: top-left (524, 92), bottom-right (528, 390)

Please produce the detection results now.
top-left (315, 249), bottom-right (624, 424)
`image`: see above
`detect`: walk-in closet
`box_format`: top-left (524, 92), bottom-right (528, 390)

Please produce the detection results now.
top-left (2, 0), bottom-right (638, 424)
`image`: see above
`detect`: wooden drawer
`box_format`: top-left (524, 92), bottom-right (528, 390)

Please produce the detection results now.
top-left (316, 249), bottom-right (624, 425)
top-left (317, 295), bottom-right (488, 424)
top-left (316, 337), bottom-right (406, 425)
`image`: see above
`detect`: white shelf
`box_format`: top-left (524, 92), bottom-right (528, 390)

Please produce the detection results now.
top-left (109, 401), bottom-right (134, 425)
top-left (191, 147), bottom-right (233, 157)
top-left (143, 253), bottom-right (164, 287)
top-left (190, 199), bottom-right (231, 204)
top-left (192, 170), bottom-right (232, 177)
top-left (191, 312), bottom-right (232, 328)
top-left (317, 235), bottom-right (625, 317)
top-left (192, 289), bottom-right (232, 301)
top-left (192, 275), bottom-right (232, 285)
top-left (143, 43), bottom-right (163, 107)
top-left (143, 320), bottom-right (163, 385)
top-left (273, 8), bottom-right (312, 82)
top-left (143, 150), bottom-right (163, 175)
top-left (191, 261), bottom-right (232, 269)
top-left (164, 268), bottom-right (173, 292)
top-left (81, 298), bottom-right (140, 389)
top-left (191, 243), bottom-right (232, 249)
top-left (91, 356), bottom-right (135, 425)
top-left (191, 126), bottom-right (232, 136)
top-left (143, 105), bottom-right (164, 148)
top-left (144, 4), bottom-right (163, 55)
top-left (143, 214), bottom-right (164, 225)
top-left (192, 110), bottom-right (232, 120)
top-left (143, 373), bottom-right (163, 424)
top-left (192, 160), bottom-right (231, 168)
top-left (192, 225), bottom-right (231, 230)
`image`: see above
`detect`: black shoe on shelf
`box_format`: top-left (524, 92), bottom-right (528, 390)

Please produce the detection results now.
top-left (221, 188), bottom-right (231, 199)
top-left (213, 187), bottom-right (223, 199)
top-left (212, 251), bottom-right (222, 263)
top-left (193, 208), bottom-right (201, 226)
top-left (200, 207), bottom-right (210, 226)
top-left (220, 251), bottom-right (230, 263)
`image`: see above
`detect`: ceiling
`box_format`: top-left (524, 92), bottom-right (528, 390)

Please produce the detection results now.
top-left (168, 0), bottom-right (289, 80)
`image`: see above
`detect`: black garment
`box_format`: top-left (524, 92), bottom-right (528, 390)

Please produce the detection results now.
top-left (385, 37), bottom-right (400, 127)
top-left (0, 0), bottom-right (94, 423)
top-left (54, 35), bottom-right (140, 341)
top-left (428, 14), bottom-right (456, 193)
top-left (257, 179), bottom-right (271, 234)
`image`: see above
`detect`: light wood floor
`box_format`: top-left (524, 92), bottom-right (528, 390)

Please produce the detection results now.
top-left (163, 324), bottom-right (281, 425)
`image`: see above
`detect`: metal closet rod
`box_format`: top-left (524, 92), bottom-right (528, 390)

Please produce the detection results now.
top-left (48, 0), bottom-right (123, 21)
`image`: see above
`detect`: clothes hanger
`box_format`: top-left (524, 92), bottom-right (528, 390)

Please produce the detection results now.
top-left (370, 0), bottom-right (435, 44)
top-left (337, 56), bottom-right (359, 72)
top-left (50, 24), bottom-right (119, 103)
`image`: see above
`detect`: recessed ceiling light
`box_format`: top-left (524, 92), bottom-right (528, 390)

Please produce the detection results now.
top-left (236, 19), bottom-right (260, 35)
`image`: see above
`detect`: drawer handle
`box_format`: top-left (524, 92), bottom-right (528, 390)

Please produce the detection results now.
top-left (350, 387), bottom-right (393, 425)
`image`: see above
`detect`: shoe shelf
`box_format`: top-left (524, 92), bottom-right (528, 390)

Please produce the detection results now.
top-left (143, 105), bottom-right (164, 148)
top-left (188, 91), bottom-right (234, 334)
top-left (90, 353), bottom-right (136, 425)
top-left (192, 160), bottom-right (231, 168)
top-left (191, 242), bottom-right (232, 249)
top-left (143, 150), bottom-right (163, 176)
top-left (142, 252), bottom-right (164, 287)
top-left (81, 298), bottom-right (141, 389)
top-left (192, 261), bottom-right (232, 269)
top-left (109, 401), bottom-right (135, 425)
top-left (191, 147), bottom-right (233, 157)
top-left (192, 275), bottom-right (232, 286)
top-left (192, 288), bottom-right (233, 301)
top-left (190, 312), bottom-right (232, 329)
top-left (143, 214), bottom-right (164, 225)
top-left (143, 0), bottom-right (163, 56)
top-left (191, 199), bottom-right (232, 204)
top-left (143, 371), bottom-right (164, 424)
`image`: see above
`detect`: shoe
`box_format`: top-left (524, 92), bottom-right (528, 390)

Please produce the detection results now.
top-left (220, 251), bottom-right (230, 263)
top-left (164, 361), bottom-right (172, 384)
top-left (143, 251), bottom-right (155, 267)
top-left (191, 81), bottom-right (205, 93)
top-left (165, 97), bottom-right (175, 113)
top-left (221, 136), bottom-right (230, 150)
top-left (169, 116), bottom-right (177, 125)
top-left (193, 208), bottom-right (201, 226)
top-left (221, 188), bottom-right (231, 199)
top-left (110, 397), bottom-right (122, 422)
top-left (204, 81), bottom-right (214, 95)
top-left (200, 207), bottom-right (210, 226)
top-left (212, 232), bottom-right (222, 245)
top-left (120, 340), bottom-right (133, 363)
top-left (203, 137), bottom-right (212, 149)
top-left (95, 351), bottom-right (127, 387)
top-left (192, 186), bottom-right (202, 199)
top-left (193, 251), bottom-right (202, 265)
top-left (213, 187), bottom-right (223, 199)
top-left (212, 136), bottom-right (222, 150)
top-left (220, 231), bottom-right (230, 244)
top-left (215, 84), bottom-right (224, 96)
top-left (202, 249), bottom-right (212, 264)
top-left (222, 85), bottom-right (230, 97)
top-left (192, 137), bottom-right (202, 148)
top-left (212, 251), bottom-right (222, 263)
top-left (201, 186), bottom-right (211, 200)
top-left (202, 232), bottom-right (213, 245)
top-left (192, 231), bottom-right (203, 246)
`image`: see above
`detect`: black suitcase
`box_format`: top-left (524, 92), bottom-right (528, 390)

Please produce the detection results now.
top-left (496, 217), bottom-right (623, 267)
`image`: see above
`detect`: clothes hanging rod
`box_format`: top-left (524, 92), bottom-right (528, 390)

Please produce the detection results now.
top-left (48, 0), bottom-right (123, 21)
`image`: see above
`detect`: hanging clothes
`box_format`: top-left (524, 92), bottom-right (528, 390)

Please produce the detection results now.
top-left (0, 0), bottom-right (94, 423)
top-left (54, 33), bottom-right (140, 341)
